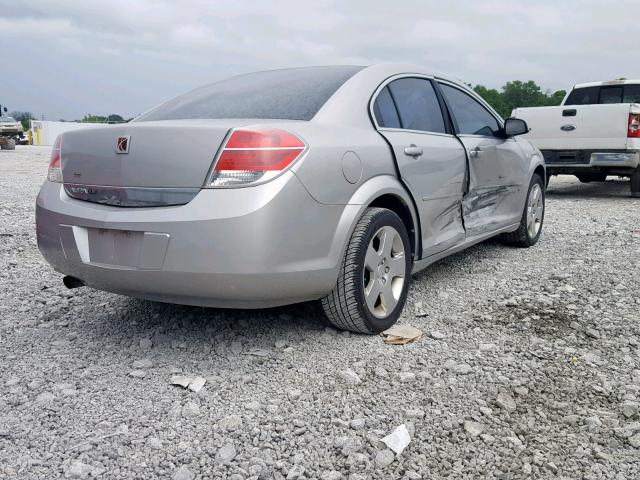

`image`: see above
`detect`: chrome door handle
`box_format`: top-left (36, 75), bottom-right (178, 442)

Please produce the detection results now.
top-left (469, 147), bottom-right (482, 158)
top-left (404, 145), bottom-right (423, 157)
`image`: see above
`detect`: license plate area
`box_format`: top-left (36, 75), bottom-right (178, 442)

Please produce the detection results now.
top-left (542, 150), bottom-right (590, 165)
top-left (556, 152), bottom-right (578, 163)
top-left (59, 225), bottom-right (170, 270)
top-left (88, 228), bottom-right (144, 267)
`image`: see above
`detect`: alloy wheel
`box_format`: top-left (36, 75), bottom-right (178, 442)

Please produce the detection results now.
top-left (363, 226), bottom-right (406, 318)
top-left (526, 183), bottom-right (544, 238)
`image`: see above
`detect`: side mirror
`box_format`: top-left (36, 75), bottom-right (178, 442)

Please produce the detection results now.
top-left (504, 118), bottom-right (529, 137)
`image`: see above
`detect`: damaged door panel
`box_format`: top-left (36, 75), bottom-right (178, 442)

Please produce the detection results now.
top-left (459, 137), bottom-right (526, 235)
top-left (378, 130), bottom-right (466, 257)
top-left (438, 82), bottom-right (525, 235)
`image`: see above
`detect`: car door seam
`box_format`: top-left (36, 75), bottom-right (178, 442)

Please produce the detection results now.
top-left (432, 80), bottom-right (470, 234)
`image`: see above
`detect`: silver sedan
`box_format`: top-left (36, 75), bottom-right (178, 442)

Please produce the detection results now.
top-left (36, 64), bottom-right (545, 333)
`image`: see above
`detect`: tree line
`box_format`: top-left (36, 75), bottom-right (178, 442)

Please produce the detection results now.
top-left (7, 112), bottom-right (130, 130)
top-left (472, 80), bottom-right (566, 119)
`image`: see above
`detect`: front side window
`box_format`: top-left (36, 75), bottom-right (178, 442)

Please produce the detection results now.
top-left (439, 84), bottom-right (501, 137)
top-left (385, 78), bottom-right (446, 134)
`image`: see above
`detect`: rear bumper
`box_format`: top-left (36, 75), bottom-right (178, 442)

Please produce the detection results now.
top-left (36, 172), bottom-right (357, 308)
top-left (543, 149), bottom-right (640, 171)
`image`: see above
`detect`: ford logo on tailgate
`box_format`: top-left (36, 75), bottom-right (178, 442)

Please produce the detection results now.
top-left (561, 124), bottom-right (576, 132)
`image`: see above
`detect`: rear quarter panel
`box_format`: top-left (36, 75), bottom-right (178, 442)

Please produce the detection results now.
top-left (281, 122), bottom-right (419, 263)
top-left (289, 123), bottom-right (397, 205)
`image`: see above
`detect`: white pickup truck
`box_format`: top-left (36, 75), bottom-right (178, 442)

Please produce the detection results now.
top-left (513, 80), bottom-right (640, 197)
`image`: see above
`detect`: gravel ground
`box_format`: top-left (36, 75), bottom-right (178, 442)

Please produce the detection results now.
top-left (1, 146), bottom-right (639, 480)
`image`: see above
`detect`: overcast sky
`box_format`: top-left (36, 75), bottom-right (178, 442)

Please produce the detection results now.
top-left (2, 0), bottom-right (637, 120)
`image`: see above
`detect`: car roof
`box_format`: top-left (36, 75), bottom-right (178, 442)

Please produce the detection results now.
top-left (314, 63), bottom-right (502, 128)
top-left (360, 63), bottom-right (470, 88)
top-left (259, 63), bottom-right (470, 90)
top-left (573, 79), bottom-right (640, 89)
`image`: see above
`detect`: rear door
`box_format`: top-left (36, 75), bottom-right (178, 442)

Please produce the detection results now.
top-left (438, 81), bottom-right (526, 235)
top-left (372, 76), bottom-right (467, 258)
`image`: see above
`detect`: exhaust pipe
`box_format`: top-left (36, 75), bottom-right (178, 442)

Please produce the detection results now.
top-left (63, 276), bottom-right (85, 289)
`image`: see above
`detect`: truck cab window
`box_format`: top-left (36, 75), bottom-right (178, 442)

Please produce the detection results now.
top-left (599, 86), bottom-right (623, 104)
top-left (564, 86), bottom-right (600, 105)
top-left (623, 85), bottom-right (640, 104)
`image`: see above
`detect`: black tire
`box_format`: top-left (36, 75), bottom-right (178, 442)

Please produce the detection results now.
top-left (576, 173), bottom-right (607, 183)
top-left (500, 174), bottom-right (545, 248)
top-left (2, 138), bottom-right (16, 150)
top-left (631, 168), bottom-right (640, 198)
top-left (321, 208), bottom-right (412, 334)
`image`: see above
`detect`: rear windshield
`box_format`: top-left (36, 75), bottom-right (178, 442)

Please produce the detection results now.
top-left (136, 66), bottom-right (364, 122)
top-left (565, 84), bottom-right (640, 105)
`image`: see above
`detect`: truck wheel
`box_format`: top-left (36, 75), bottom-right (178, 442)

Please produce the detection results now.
top-left (321, 208), bottom-right (411, 334)
top-left (2, 138), bottom-right (16, 150)
top-left (631, 168), bottom-right (640, 198)
top-left (576, 173), bottom-right (607, 183)
top-left (500, 173), bottom-right (545, 248)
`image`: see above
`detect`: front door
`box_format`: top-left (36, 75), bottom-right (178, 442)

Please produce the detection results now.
top-left (438, 82), bottom-right (526, 236)
top-left (372, 77), bottom-right (467, 258)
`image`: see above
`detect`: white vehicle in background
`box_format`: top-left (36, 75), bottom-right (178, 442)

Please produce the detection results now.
top-left (513, 80), bottom-right (640, 197)
top-left (0, 115), bottom-right (23, 150)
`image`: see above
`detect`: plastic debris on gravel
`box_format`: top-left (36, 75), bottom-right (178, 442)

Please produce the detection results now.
top-left (381, 424), bottom-right (411, 455)
top-left (170, 376), bottom-right (207, 393)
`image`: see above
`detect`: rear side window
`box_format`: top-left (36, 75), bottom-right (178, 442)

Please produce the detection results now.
top-left (373, 87), bottom-right (401, 128)
top-left (564, 86), bottom-right (600, 105)
top-left (386, 78), bottom-right (446, 133)
top-left (600, 86), bottom-right (623, 104)
top-left (439, 84), bottom-right (501, 137)
top-left (623, 84), bottom-right (640, 103)
top-left (136, 66), bottom-right (363, 122)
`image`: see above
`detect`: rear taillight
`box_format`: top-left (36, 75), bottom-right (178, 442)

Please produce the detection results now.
top-left (207, 128), bottom-right (306, 187)
top-left (47, 135), bottom-right (63, 182)
top-left (629, 113), bottom-right (640, 138)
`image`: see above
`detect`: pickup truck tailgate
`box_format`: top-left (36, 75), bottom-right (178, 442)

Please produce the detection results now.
top-left (513, 103), bottom-right (635, 150)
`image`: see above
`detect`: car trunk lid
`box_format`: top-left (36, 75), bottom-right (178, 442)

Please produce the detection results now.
top-left (60, 120), bottom-right (236, 190)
